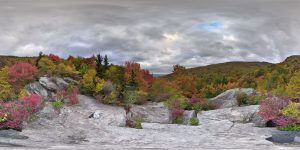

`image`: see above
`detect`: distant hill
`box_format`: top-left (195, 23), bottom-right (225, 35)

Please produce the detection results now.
top-left (162, 55), bottom-right (300, 98)
top-left (0, 55), bottom-right (37, 68)
top-left (163, 61), bottom-right (271, 81)
top-left (163, 55), bottom-right (300, 79)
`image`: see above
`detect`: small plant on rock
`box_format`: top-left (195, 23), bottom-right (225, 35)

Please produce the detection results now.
top-left (52, 100), bottom-right (64, 109)
top-left (102, 91), bottom-right (117, 104)
top-left (189, 117), bottom-right (199, 126)
top-left (236, 92), bottom-right (250, 106)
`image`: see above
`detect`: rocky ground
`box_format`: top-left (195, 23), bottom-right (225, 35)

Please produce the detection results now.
top-left (0, 95), bottom-right (299, 150)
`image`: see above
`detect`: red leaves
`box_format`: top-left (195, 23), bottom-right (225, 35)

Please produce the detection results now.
top-left (169, 100), bottom-right (185, 120)
top-left (8, 63), bottom-right (39, 84)
top-left (0, 95), bottom-right (41, 130)
top-left (67, 87), bottom-right (80, 105)
top-left (258, 96), bottom-right (289, 121)
top-left (20, 94), bottom-right (42, 113)
top-left (124, 61), bottom-right (154, 91)
top-left (48, 54), bottom-right (60, 63)
top-left (170, 108), bottom-right (184, 121)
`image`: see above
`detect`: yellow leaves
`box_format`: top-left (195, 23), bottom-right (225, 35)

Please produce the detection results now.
top-left (82, 69), bottom-right (97, 94)
top-left (281, 102), bottom-right (300, 120)
top-left (18, 89), bottom-right (28, 99)
top-left (38, 57), bottom-right (56, 74)
top-left (56, 63), bottom-right (78, 77)
top-left (95, 78), bottom-right (105, 94)
top-left (286, 72), bottom-right (300, 98)
top-left (0, 113), bottom-right (8, 123)
top-left (0, 67), bottom-right (15, 101)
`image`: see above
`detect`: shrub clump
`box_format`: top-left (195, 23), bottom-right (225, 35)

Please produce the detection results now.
top-left (189, 117), bottom-right (199, 126)
top-left (258, 96), bottom-right (300, 131)
top-left (0, 95), bottom-right (42, 130)
top-left (236, 92), bottom-right (250, 106)
top-left (52, 100), bottom-right (64, 109)
top-left (168, 99), bottom-right (185, 124)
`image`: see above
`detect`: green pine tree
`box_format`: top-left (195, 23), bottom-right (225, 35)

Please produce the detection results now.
top-left (96, 54), bottom-right (104, 78)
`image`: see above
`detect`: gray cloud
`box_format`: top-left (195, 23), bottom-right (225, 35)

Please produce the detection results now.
top-left (0, 0), bottom-right (300, 73)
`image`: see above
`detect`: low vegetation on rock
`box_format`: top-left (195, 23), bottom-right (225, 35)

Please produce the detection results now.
top-left (0, 53), bottom-right (299, 132)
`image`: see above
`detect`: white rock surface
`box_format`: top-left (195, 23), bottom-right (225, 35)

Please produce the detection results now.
top-left (211, 88), bottom-right (256, 108)
top-left (0, 95), bottom-right (298, 150)
top-left (25, 82), bottom-right (52, 97)
top-left (129, 102), bottom-right (171, 124)
top-left (39, 77), bottom-right (59, 91)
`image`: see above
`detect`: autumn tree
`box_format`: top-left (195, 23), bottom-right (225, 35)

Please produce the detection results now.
top-left (0, 67), bottom-right (15, 101)
top-left (286, 72), bottom-right (300, 98)
top-left (106, 65), bottom-right (125, 89)
top-left (38, 57), bottom-right (56, 75)
top-left (124, 61), bottom-right (154, 91)
top-left (56, 63), bottom-right (78, 77)
top-left (48, 54), bottom-right (60, 63)
top-left (82, 69), bottom-right (97, 95)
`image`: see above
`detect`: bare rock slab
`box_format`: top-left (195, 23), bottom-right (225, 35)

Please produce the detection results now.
top-left (129, 102), bottom-right (171, 124)
top-left (211, 88), bottom-right (256, 108)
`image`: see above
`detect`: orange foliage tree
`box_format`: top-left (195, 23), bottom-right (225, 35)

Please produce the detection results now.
top-left (124, 62), bottom-right (154, 91)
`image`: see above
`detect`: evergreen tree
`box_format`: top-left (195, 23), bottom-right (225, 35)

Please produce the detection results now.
top-left (96, 54), bottom-right (104, 78)
top-left (104, 55), bottom-right (109, 70)
top-left (35, 51), bottom-right (43, 68)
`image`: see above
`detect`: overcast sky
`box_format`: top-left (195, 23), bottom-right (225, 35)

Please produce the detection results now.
top-left (0, 0), bottom-right (300, 73)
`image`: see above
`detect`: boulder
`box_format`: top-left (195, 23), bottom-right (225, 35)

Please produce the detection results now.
top-left (37, 102), bottom-right (59, 120)
top-left (182, 110), bottom-right (196, 125)
top-left (294, 132), bottom-right (300, 143)
top-left (211, 88), bottom-right (256, 108)
top-left (89, 110), bottom-right (102, 119)
top-left (0, 129), bottom-right (28, 139)
top-left (270, 130), bottom-right (298, 143)
top-left (55, 77), bottom-right (69, 90)
top-left (197, 105), bottom-right (260, 124)
top-left (39, 77), bottom-right (59, 91)
top-left (252, 114), bottom-right (267, 127)
top-left (25, 82), bottom-right (53, 98)
top-left (63, 77), bottom-right (76, 83)
top-left (129, 102), bottom-right (171, 124)
top-left (26, 77), bottom-right (71, 98)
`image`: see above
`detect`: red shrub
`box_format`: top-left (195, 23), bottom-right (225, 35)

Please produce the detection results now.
top-left (0, 101), bottom-right (29, 130)
top-left (48, 54), bottom-right (60, 63)
top-left (9, 63), bottom-right (39, 84)
top-left (20, 94), bottom-right (42, 113)
top-left (67, 87), bottom-right (80, 105)
top-left (169, 100), bottom-right (185, 120)
top-left (0, 95), bottom-right (41, 130)
top-left (258, 96), bottom-right (289, 121)
top-left (188, 95), bottom-right (205, 111)
top-left (170, 107), bottom-right (185, 120)
top-left (273, 116), bottom-right (300, 129)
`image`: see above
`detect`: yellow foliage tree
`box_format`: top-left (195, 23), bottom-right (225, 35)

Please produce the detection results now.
top-left (286, 72), bottom-right (300, 98)
top-left (95, 78), bottom-right (106, 94)
top-left (38, 57), bottom-right (56, 74)
top-left (56, 63), bottom-right (78, 77)
top-left (82, 69), bottom-right (97, 94)
top-left (0, 67), bottom-right (15, 101)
